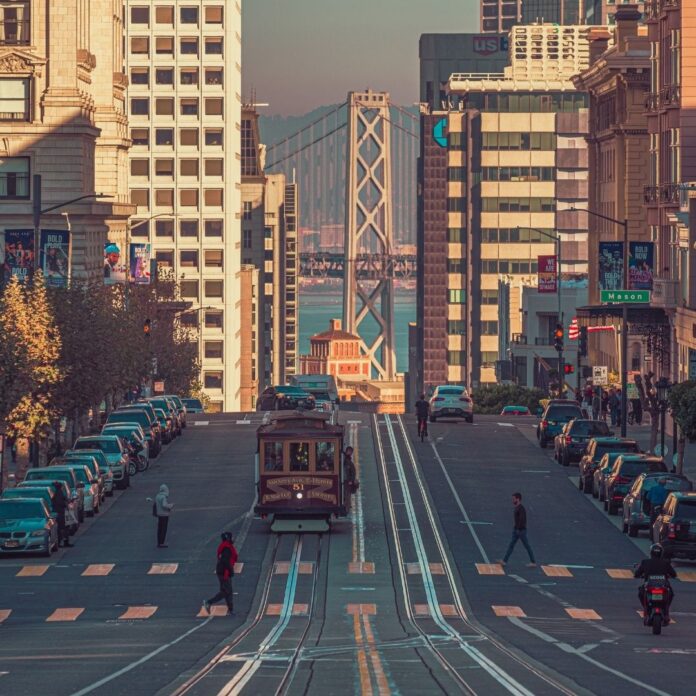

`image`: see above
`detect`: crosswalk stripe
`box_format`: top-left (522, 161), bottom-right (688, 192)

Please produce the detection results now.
top-left (119, 606), bottom-right (157, 620)
top-left (233, 562), bottom-right (244, 574)
top-left (198, 605), bottom-right (228, 617)
top-left (82, 564), bottom-right (114, 577)
top-left (346, 603), bottom-right (377, 616)
top-left (348, 561), bottom-right (375, 574)
top-left (476, 563), bottom-right (505, 575)
top-left (0, 610), bottom-right (10, 623)
top-left (492, 605), bottom-right (526, 618)
top-left (148, 563), bottom-right (178, 575)
top-left (606, 568), bottom-right (633, 579)
top-left (566, 608), bottom-right (602, 620)
top-left (16, 565), bottom-right (49, 577)
top-left (274, 561), bottom-right (290, 574)
top-left (677, 571), bottom-right (696, 582)
top-left (542, 565), bottom-right (573, 578)
top-left (414, 604), bottom-right (430, 617)
top-left (298, 562), bottom-right (314, 574)
top-left (46, 608), bottom-right (84, 622)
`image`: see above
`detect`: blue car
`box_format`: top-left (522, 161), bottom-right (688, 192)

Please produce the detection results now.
top-left (0, 498), bottom-right (59, 557)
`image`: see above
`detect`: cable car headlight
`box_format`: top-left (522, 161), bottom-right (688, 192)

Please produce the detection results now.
top-left (296, 492), bottom-right (303, 500)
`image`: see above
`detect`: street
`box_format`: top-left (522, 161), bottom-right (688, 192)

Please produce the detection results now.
top-left (1, 413), bottom-right (694, 695)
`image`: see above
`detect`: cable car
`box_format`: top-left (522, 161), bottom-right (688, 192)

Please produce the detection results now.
top-left (254, 411), bottom-right (346, 532)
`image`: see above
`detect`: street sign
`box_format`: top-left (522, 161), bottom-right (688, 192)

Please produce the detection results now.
top-left (593, 366), bottom-right (608, 386)
top-left (154, 380), bottom-right (165, 394)
top-left (600, 289), bottom-right (651, 303)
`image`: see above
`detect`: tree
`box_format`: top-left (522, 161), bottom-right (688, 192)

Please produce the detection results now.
top-left (635, 372), bottom-right (660, 453)
top-left (471, 384), bottom-right (546, 415)
top-left (668, 381), bottom-right (696, 474)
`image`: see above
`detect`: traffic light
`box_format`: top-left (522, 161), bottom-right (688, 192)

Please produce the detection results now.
top-left (553, 323), bottom-right (564, 353)
top-left (563, 364), bottom-right (575, 375)
top-left (578, 326), bottom-right (588, 357)
top-left (143, 318), bottom-right (151, 337)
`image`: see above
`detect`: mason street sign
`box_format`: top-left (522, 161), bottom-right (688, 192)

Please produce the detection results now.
top-left (600, 289), bottom-right (651, 303)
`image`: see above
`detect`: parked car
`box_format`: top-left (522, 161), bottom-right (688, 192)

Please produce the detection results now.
top-left (605, 455), bottom-right (667, 515)
top-left (14, 481), bottom-right (79, 534)
top-left (500, 405), bottom-right (531, 416)
top-left (1, 486), bottom-right (77, 535)
top-left (554, 419), bottom-right (612, 467)
top-left (51, 454), bottom-right (106, 502)
top-left (23, 467), bottom-right (85, 522)
top-left (49, 464), bottom-right (100, 517)
top-left (100, 424), bottom-right (149, 465)
top-left (154, 408), bottom-right (174, 444)
top-left (256, 385), bottom-right (316, 412)
top-left (146, 397), bottom-right (181, 436)
top-left (651, 492), bottom-right (696, 559)
top-left (73, 435), bottom-right (131, 490)
top-left (578, 437), bottom-right (640, 493)
top-left (106, 409), bottom-right (160, 458)
top-left (182, 397), bottom-right (204, 414)
top-left (537, 400), bottom-right (584, 448)
top-left (429, 385), bottom-right (473, 423)
top-left (0, 498), bottom-right (59, 557)
top-left (63, 448), bottom-right (114, 497)
top-left (164, 394), bottom-right (187, 428)
top-left (623, 472), bottom-right (692, 537)
top-left (117, 404), bottom-right (162, 453)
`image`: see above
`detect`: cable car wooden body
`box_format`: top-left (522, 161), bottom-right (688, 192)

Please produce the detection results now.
top-left (254, 411), bottom-right (346, 532)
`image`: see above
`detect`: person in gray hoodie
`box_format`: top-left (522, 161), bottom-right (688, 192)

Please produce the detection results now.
top-left (155, 484), bottom-right (173, 548)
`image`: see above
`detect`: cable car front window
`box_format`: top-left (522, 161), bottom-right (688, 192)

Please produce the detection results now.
top-left (289, 442), bottom-right (309, 472)
top-left (264, 441), bottom-right (284, 471)
top-left (315, 441), bottom-right (335, 472)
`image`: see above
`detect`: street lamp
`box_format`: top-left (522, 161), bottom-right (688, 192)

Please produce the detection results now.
top-left (655, 376), bottom-right (672, 460)
top-left (570, 206), bottom-right (631, 438)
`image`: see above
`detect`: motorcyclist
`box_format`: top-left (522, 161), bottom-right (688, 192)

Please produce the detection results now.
top-left (414, 394), bottom-right (430, 436)
top-left (634, 543), bottom-right (676, 621)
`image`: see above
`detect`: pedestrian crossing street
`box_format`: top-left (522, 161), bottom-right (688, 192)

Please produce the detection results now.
top-left (474, 563), bottom-right (696, 582)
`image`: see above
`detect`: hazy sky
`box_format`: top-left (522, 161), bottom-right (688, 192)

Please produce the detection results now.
top-left (243, 0), bottom-right (480, 116)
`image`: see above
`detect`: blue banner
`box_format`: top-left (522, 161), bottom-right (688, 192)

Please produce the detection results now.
top-left (40, 229), bottom-right (70, 288)
top-left (598, 241), bottom-right (623, 291)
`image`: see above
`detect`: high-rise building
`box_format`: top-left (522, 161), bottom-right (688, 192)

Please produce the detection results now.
top-left (585, 1), bottom-right (645, 25)
top-left (0, 0), bottom-right (134, 280)
top-left (418, 24), bottom-right (591, 390)
top-left (124, 0), bottom-right (242, 412)
top-left (239, 264), bottom-right (259, 411)
top-left (480, 0), bottom-right (523, 33)
top-left (521, 0), bottom-right (584, 24)
top-left (241, 105), bottom-right (299, 390)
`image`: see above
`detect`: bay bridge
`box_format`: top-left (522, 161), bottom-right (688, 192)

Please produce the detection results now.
top-left (264, 90), bottom-right (419, 379)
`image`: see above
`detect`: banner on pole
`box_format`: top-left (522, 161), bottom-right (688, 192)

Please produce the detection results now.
top-left (537, 255), bottom-right (557, 293)
top-left (628, 241), bottom-right (654, 290)
top-left (129, 243), bottom-right (152, 285)
top-left (598, 241), bottom-right (623, 290)
top-left (2, 229), bottom-right (34, 284)
top-left (40, 229), bottom-right (70, 288)
top-left (104, 242), bottom-right (126, 285)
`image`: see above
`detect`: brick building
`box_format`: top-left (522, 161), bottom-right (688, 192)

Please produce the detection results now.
top-left (300, 319), bottom-right (370, 382)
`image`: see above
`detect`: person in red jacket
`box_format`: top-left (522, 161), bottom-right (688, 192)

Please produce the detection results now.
top-left (203, 532), bottom-right (238, 615)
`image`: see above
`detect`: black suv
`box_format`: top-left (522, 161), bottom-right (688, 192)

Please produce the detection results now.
top-left (554, 419), bottom-right (611, 467)
top-left (537, 400), bottom-right (585, 449)
top-left (652, 492), bottom-right (696, 559)
top-left (578, 437), bottom-right (639, 493)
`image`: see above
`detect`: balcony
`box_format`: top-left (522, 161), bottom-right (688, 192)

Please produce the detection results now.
top-left (651, 278), bottom-right (679, 309)
top-left (660, 84), bottom-right (680, 107)
top-left (644, 186), bottom-right (659, 204)
top-left (512, 333), bottom-right (527, 345)
top-left (660, 183), bottom-right (681, 205)
top-left (644, 92), bottom-right (659, 112)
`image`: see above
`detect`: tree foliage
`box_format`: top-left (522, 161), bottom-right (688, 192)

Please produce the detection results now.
top-left (471, 384), bottom-right (546, 415)
top-left (669, 381), bottom-right (696, 442)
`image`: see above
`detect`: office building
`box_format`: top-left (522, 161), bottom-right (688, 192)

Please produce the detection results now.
top-left (124, 0), bottom-right (242, 412)
top-left (521, 0), bottom-right (584, 24)
top-left (239, 264), bottom-right (259, 411)
top-left (585, 1), bottom-right (645, 25)
top-left (480, 0), bottom-right (522, 33)
top-left (0, 0), bottom-right (134, 280)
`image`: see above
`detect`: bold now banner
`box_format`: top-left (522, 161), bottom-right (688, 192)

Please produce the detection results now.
top-left (2, 229), bottom-right (34, 284)
top-left (537, 255), bottom-right (557, 293)
top-left (40, 229), bottom-right (70, 288)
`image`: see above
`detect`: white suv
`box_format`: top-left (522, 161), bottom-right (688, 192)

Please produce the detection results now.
top-left (429, 385), bottom-right (474, 423)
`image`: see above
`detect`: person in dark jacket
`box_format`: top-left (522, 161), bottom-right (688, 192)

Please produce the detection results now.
top-left (634, 544), bottom-right (676, 620)
top-left (343, 446), bottom-right (357, 513)
top-left (203, 532), bottom-right (238, 615)
top-left (414, 394), bottom-right (430, 436)
top-left (500, 492), bottom-right (535, 566)
top-left (52, 481), bottom-right (73, 548)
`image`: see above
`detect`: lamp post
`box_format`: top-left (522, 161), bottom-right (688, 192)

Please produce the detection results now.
top-left (655, 376), bottom-right (671, 460)
top-left (570, 207), bottom-right (630, 437)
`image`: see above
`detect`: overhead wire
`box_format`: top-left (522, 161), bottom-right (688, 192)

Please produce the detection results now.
top-left (266, 102), bottom-right (347, 152)
top-left (264, 122), bottom-right (348, 170)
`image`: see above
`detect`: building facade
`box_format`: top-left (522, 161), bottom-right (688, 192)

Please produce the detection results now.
top-left (0, 0), bottom-right (133, 280)
top-left (238, 263), bottom-right (258, 411)
top-left (522, 0), bottom-right (585, 24)
top-left (480, 0), bottom-right (523, 33)
top-left (124, 0), bottom-right (242, 412)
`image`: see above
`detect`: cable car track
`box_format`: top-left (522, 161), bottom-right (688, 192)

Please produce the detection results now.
top-left (373, 414), bottom-right (577, 695)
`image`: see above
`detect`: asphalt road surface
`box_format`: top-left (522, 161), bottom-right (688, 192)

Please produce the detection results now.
top-left (0, 412), bottom-right (693, 695)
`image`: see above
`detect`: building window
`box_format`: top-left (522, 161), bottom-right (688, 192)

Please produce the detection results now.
top-left (131, 128), bottom-right (149, 146)
top-left (205, 159), bottom-right (223, 177)
top-left (130, 189), bottom-right (149, 207)
top-left (180, 313), bottom-right (198, 329)
top-left (481, 321), bottom-right (498, 336)
top-left (204, 98), bottom-right (223, 116)
top-left (447, 197), bottom-right (466, 212)
top-left (155, 219), bottom-right (174, 237)
top-left (130, 98), bottom-right (149, 116)
top-left (155, 68), bottom-right (174, 85)
top-left (205, 310), bottom-right (223, 328)
top-left (482, 132), bottom-right (556, 151)
top-left (205, 129), bottom-right (223, 146)
top-left (204, 189), bottom-right (223, 207)
top-left (205, 280), bottom-right (223, 298)
top-left (447, 167), bottom-right (466, 182)
top-left (155, 159), bottom-right (174, 177)
top-left (448, 289), bottom-right (466, 304)
top-left (180, 280), bottom-right (199, 299)
top-left (205, 220), bottom-right (223, 238)
top-left (447, 258), bottom-right (465, 274)
top-left (0, 157), bottom-right (29, 199)
top-left (155, 128), bottom-right (174, 146)
top-left (447, 320), bottom-right (466, 336)
top-left (205, 250), bottom-right (223, 268)
top-left (155, 6), bottom-right (174, 24)
top-left (180, 189), bottom-right (199, 208)
top-left (180, 37), bottom-right (199, 55)
top-left (180, 7), bottom-right (198, 24)
top-left (180, 98), bottom-right (199, 116)
top-left (155, 36), bottom-right (174, 55)
top-left (448, 132), bottom-right (466, 150)
top-left (180, 250), bottom-right (199, 268)
top-left (130, 36), bottom-right (149, 55)
top-left (204, 341), bottom-right (223, 359)
top-left (155, 98), bottom-right (174, 116)
top-left (0, 1), bottom-right (30, 45)
top-left (130, 6), bottom-right (149, 24)
top-left (204, 371), bottom-right (223, 389)
top-left (180, 220), bottom-right (199, 238)
top-left (130, 67), bottom-right (149, 85)
top-left (180, 128), bottom-right (199, 146)
top-left (155, 250), bottom-right (174, 267)
top-left (0, 77), bottom-right (29, 121)
top-left (447, 228), bottom-right (464, 243)
top-left (180, 68), bottom-right (199, 86)
top-left (481, 289), bottom-right (498, 305)
top-left (155, 189), bottom-right (174, 207)
top-left (481, 197), bottom-right (555, 213)
top-left (482, 166), bottom-right (555, 182)
top-left (481, 351), bottom-right (498, 367)
top-left (205, 68), bottom-right (223, 85)
top-left (205, 37), bottom-right (223, 55)
top-left (130, 159), bottom-right (149, 177)
top-left (205, 6), bottom-right (223, 23)
top-left (130, 219), bottom-right (149, 237)
top-left (179, 159), bottom-right (198, 177)
top-left (243, 201), bottom-right (253, 220)
top-left (447, 351), bottom-right (466, 365)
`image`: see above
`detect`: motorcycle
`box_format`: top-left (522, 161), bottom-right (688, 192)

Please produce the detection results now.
top-left (641, 574), bottom-right (671, 635)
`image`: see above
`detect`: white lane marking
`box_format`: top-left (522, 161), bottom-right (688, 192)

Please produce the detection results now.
top-left (549, 564), bottom-right (594, 570)
top-left (497, 423), bottom-right (514, 427)
top-left (348, 421), bottom-right (366, 564)
top-left (460, 520), bottom-right (493, 525)
top-left (508, 617), bottom-right (670, 696)
top-left (522, 470), bottom-right (551, 473)
top-left (194, 421), bottom-right (209, 426)
top-left (429, 439), bottom-right (491, 564)
top-left (235, 420), bottom-right (251, 425)
top-left (69, 617), bottom-right (213, 695)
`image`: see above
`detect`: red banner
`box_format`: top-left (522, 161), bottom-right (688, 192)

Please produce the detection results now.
top-left (538, 255), bottom-right (557, 293)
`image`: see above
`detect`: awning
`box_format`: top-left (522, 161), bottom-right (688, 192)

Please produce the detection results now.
top-left (575, 304), bottom-right (669, 329)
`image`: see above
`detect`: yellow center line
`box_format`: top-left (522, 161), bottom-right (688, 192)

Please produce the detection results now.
top-left (353, 612), bottom-right (373, 695)
top-left (362, 614), bottom-right (391, 695)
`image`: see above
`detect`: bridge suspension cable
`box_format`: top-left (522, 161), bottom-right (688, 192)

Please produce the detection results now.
top-left (264, 122), bottom-right (348, 170)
